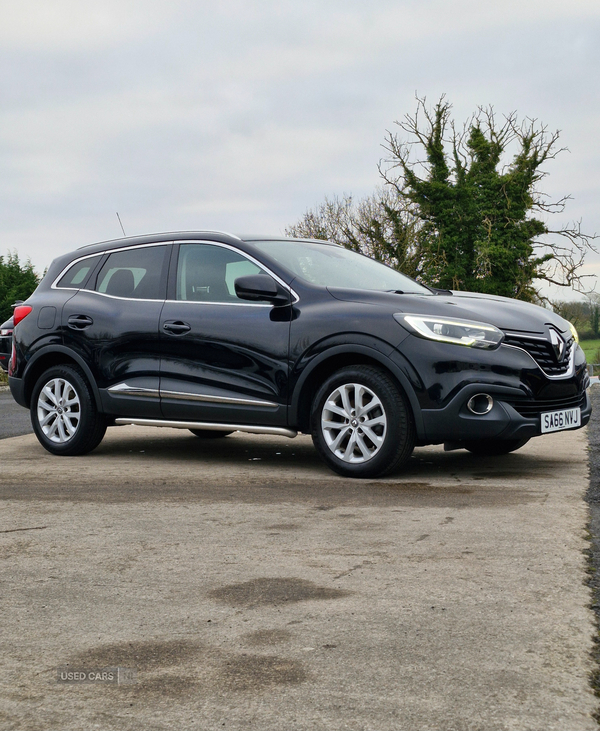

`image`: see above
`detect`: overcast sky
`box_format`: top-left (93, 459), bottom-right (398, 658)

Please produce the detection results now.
top-left (1, 0), bottom-right (599, 300)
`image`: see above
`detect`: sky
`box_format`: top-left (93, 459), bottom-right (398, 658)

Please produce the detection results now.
top-left (1, 0), bottom-right (599, 301)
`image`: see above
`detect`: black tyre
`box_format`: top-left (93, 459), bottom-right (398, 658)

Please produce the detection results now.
top-left (30, 365), bottom-right (107, 456)
top-left (189, 429), bottom-right (233, 439)
top-left (311, 365), bottom-right (415, 478)
top-left (463, 437), bottom-right (530, 456)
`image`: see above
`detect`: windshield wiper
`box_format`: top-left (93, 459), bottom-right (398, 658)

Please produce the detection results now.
top-left (424, 285), bottom-right (452, 295)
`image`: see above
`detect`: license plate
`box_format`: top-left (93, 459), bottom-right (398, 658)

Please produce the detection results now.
top-left (541, 407), bottom-right (581, 434)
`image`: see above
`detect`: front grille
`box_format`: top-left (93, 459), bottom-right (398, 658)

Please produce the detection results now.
top-left (503, 333), bottom-right (573, 376)
top-left (505, 392), bottom-right (586, 418)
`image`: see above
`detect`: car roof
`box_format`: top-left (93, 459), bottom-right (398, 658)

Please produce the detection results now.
top-left (73, 231), bottom-right (340, 257)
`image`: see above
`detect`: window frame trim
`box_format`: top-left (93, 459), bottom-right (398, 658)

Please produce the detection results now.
top-left (51, 239), bottom-right (299, 305)
top-left (51, 242), bottom-right (172, 302)
top-left (166, 240), bottom-right (298, 306)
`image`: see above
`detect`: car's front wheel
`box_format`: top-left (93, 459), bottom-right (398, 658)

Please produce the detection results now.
top-left (311, 365), bottom-right (415, 478)
top-left (30, 365), bottom-right (106, 456)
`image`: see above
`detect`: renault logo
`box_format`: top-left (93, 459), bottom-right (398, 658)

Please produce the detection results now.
top-left (549, 328), bottom-right (565, 361)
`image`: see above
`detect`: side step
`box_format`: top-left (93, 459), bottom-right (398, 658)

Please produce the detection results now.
top-left (114, 417), bottom-right (297, 439)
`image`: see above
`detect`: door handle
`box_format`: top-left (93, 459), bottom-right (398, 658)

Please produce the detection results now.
top-left (67, 314), bottom-right (94, 330)
top-left (163, 320), bottom-right (191, 335)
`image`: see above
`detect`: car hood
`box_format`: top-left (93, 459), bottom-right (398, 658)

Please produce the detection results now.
top-left (327, 287), bottom-right (571, 335)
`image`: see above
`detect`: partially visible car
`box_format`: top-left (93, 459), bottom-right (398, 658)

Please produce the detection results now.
top-left (0, 317), bottom-right (13, 372)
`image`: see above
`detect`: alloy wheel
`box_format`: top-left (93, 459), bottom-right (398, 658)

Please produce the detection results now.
top-left (321, 382), bottom-right (387, 464)
top-left (36, 377), bottom-right (81, 443)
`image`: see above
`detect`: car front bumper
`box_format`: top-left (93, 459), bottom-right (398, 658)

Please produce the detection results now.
top-left (419, 381), bottom-right (591, 445)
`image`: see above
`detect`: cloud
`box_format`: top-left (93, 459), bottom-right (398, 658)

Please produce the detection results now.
top-left (0, 0), bottom-right (598, 292)
top-left (0, 0), bottom-right (180, 52)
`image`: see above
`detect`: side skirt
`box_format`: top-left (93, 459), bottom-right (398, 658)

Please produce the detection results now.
top-left (114, 417), bottom-right (297, 438)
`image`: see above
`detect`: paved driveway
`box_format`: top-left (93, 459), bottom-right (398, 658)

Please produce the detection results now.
top-left (0, 424), bottom-right (596, 730)
top-left (0, 388), bottom-right (31, 440)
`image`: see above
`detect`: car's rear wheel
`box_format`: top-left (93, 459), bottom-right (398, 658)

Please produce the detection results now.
top-left (311, 365), bottom-right (415, 478)
top-left (30, 365), bottom-right (106, 456)
top-left (189, 429), bottom-right (233, 439)
top-left (463, 437), bottom-right (530, 456)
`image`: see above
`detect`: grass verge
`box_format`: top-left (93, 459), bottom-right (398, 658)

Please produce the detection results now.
top-left (582, 339), bottom-right (600, 364)
top-left (585, 386), bottom-right (600, 724)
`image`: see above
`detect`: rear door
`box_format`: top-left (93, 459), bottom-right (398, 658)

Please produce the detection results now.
top-left (159, 242), bottom-right (291, 426)
top-left (61, 243), bottom-right (170, 418)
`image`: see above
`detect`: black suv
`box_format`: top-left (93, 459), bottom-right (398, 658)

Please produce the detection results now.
top-left (8, 231), bottom-right (591, 477)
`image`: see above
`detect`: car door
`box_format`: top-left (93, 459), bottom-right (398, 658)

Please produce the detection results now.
top-left (61, 243), bottom-right (170, 418)
top-left (159, 241), bottom-right (291, 426)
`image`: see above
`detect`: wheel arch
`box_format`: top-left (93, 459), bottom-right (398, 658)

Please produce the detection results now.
top-left (22, 346), bottom-right (102, 410)
top-left (290, 345), bottom-right (423, 436)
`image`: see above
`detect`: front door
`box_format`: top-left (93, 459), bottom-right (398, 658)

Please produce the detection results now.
top-left (159, 242), bottom-right (290, 426)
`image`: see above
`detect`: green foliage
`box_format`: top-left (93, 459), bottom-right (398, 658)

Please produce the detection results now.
top-left (381, 97), bottom-right (594, 300)
top-left (592, 304), bottom-right (600, 337)
top-left (0, 251), bottom-right (40, 322)
top-left (289, 96), bottom-right (595, 301)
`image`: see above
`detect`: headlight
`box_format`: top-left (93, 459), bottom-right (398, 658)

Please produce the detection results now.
top-left (394, 314), bottom-right (504, 349)
top-left (568, 321), bottom-right (579, 344)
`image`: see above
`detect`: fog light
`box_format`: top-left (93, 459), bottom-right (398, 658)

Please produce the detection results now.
top-left (467, 393), bottom-right (494, 415)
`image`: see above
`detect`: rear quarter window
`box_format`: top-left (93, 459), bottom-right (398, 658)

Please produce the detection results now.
top-left (56, 255), bottom-right (103, 289)
top-left (94, 246), bottom-right (168, 299)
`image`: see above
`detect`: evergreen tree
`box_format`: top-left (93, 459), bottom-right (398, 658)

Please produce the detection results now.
top-left (289, 97), bottom-right (596, 301)
top-left (0, 252), bottom-right (39, 322)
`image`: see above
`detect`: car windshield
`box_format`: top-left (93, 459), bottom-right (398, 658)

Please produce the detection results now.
top-left (251, 240), bottom-right (431, 294)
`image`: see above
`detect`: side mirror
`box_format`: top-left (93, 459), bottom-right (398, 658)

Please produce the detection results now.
top-left (234, 274), bottom-right (289, 304)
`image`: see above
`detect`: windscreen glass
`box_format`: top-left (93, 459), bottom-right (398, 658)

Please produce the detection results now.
top-left (251, 240), bottom-right (430, 294)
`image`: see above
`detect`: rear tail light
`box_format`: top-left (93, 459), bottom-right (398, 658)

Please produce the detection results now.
top-left (8, 305), bottom-right (33, 376)
top-left (13, 305), bottom-right (33, 327)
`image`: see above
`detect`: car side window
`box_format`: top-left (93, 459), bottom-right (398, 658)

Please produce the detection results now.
top-left (94, 246), bottom-right (168, 299)
top-left (56, 255), bottom-right (103, 289)
top-left (176, 244), bottom-right (265, 302)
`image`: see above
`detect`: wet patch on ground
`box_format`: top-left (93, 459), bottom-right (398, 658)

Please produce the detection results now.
top-left (209, 577), bottom-right (350, 608)
top-left (67, 638), bottom-right (206, 672)
top-left (61, 636), bottom-right (309, 699)
top-left (0, 477), bottom-right (548, 509)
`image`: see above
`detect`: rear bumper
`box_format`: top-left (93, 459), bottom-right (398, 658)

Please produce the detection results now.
top-left (420, 382), bottom-right (591, 444)
top-left (8, 376), bottom-right (27, 408)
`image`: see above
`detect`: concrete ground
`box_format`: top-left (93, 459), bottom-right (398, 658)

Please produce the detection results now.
top-left (0, 421), bottom-right (597, 731)
top-left (0, 388), bottom-right (32, 440)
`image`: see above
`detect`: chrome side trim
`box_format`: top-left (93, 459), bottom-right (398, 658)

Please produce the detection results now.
top-left (108, 383), bottom-right (161, 398)
top-left (160, 389), bottom-right (278, 408)
top-left (114, 418), bottom-right (297, 438)
top-left (52, 238), bottom-right (300, 304)
top-left (163, 299), bottom-right (271, 308)
top-left (108, 383), bottom-right (279, 408)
